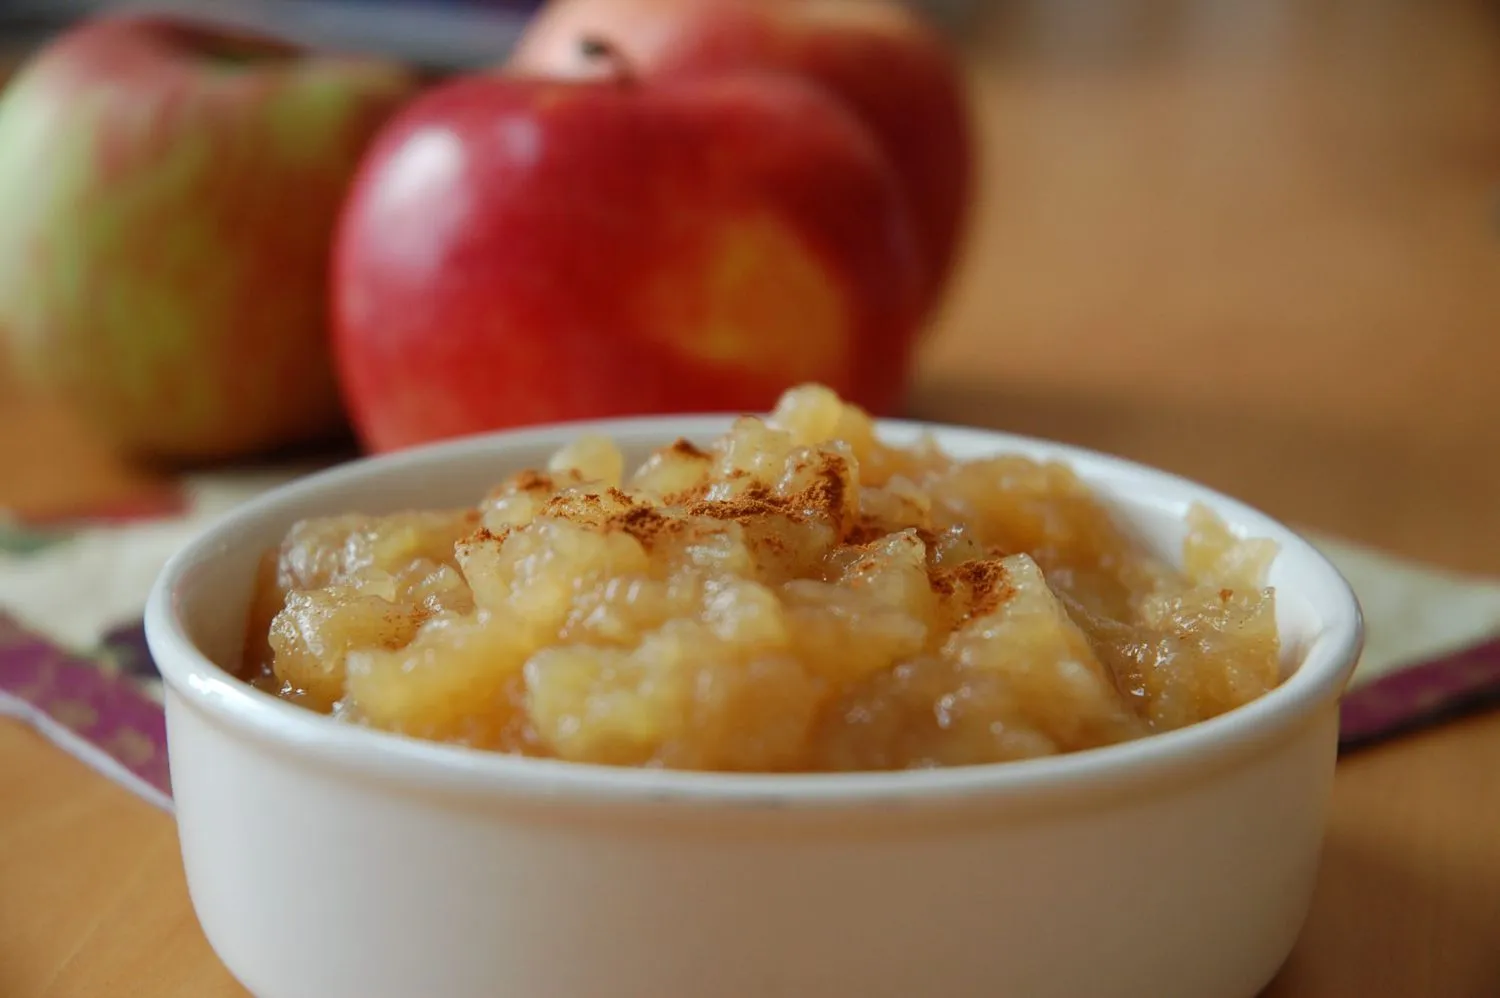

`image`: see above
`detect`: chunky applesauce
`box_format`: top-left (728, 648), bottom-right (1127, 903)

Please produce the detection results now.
top-left (241, 385), bottom-right (1282, 771)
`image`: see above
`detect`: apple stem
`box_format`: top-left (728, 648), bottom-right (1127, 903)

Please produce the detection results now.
top-left (578, 35), bottom-right (635, 84)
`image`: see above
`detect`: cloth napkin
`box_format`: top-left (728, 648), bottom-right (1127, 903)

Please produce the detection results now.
top-left (3, 470), bottom-right (1499, 813)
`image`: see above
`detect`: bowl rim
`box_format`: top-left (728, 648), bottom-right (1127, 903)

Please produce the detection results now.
top-left (145, 412), bottom-right (1364, 809)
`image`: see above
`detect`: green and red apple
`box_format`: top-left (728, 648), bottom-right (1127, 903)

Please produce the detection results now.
top-left (509, 0), bottom-right (975, 318)
top-left (0, 14), bottom-right (420, 461)
top-left (331, 55), bottom-right (925, 453)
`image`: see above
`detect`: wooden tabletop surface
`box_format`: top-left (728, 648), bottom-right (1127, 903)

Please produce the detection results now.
top-left (5, 1), bottom-right (1500, 995)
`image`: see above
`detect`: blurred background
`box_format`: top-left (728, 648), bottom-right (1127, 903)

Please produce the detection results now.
top-left (1, 0), bottom-right (1497, 574)
top-left (4, 8), bottom-right (1499, 994)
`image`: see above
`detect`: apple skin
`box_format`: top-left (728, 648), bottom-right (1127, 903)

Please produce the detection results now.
top-left (509, 0), bottom-right (974, 318)
top-left (331, 69), bottom-right (924, 452)
top-left (0, 14), bottom-right (420, 461)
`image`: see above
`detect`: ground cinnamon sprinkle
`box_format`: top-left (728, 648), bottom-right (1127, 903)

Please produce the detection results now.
top-left (844, 520), bottom-right (887, 546)
top-left (477, 442), bottom-right (1017, 617)
top-left (463, 438), bottom-right (1013, 622)
top-left (684, 453), bottom-right (852, 526)
top-left (846, 516), bottom-right (939, 548)
top-left (510, 469), bottom-right (555, 492)
top-left (460, 526), bottom-right (510, 553)
top-left (792, 453), bottom-right (850, 531)
top-left (685, 496), bottom-right (783, 521)
top-left (611, 504), bottom-right (680, 546)
top-left (667, 438), bottom-right (709, 460)
top-left (752, 533), bottom-right (790, 557)
top-left (931, 559), bottom-right (1015, 618)
top-left (404, 606), bottom-right (435, 635)
top-left (473, 446), bottom-right (894, 570)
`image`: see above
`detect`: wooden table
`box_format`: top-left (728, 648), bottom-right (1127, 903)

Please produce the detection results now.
top-left (5, 1), bottom-right (1500, 994)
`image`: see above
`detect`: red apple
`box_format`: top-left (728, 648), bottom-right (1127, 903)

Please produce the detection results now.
top-left (331, 58), bottom-right (924, 452)
top-left (0, 14), bottom-right (420, 461)
top-left (509, 0), bottom-right (974, 318)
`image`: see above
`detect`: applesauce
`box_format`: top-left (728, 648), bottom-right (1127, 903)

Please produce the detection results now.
top-left (240, 385), bottom-right (1282, 771)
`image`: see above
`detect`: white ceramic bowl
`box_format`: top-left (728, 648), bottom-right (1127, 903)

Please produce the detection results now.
top-left (145, 416), bottom-right (1363, 998)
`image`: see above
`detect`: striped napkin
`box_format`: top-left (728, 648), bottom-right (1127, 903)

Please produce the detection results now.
top-left (3, 471), bottom-right (1498, 812)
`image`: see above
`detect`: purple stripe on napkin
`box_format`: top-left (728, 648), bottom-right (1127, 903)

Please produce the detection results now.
top-left (0, 613), bottom-right (169, 800)
top-left (99, 619), bottom-right (163, 690)
top-left (1338, 637), bottom-right (1500, 750)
